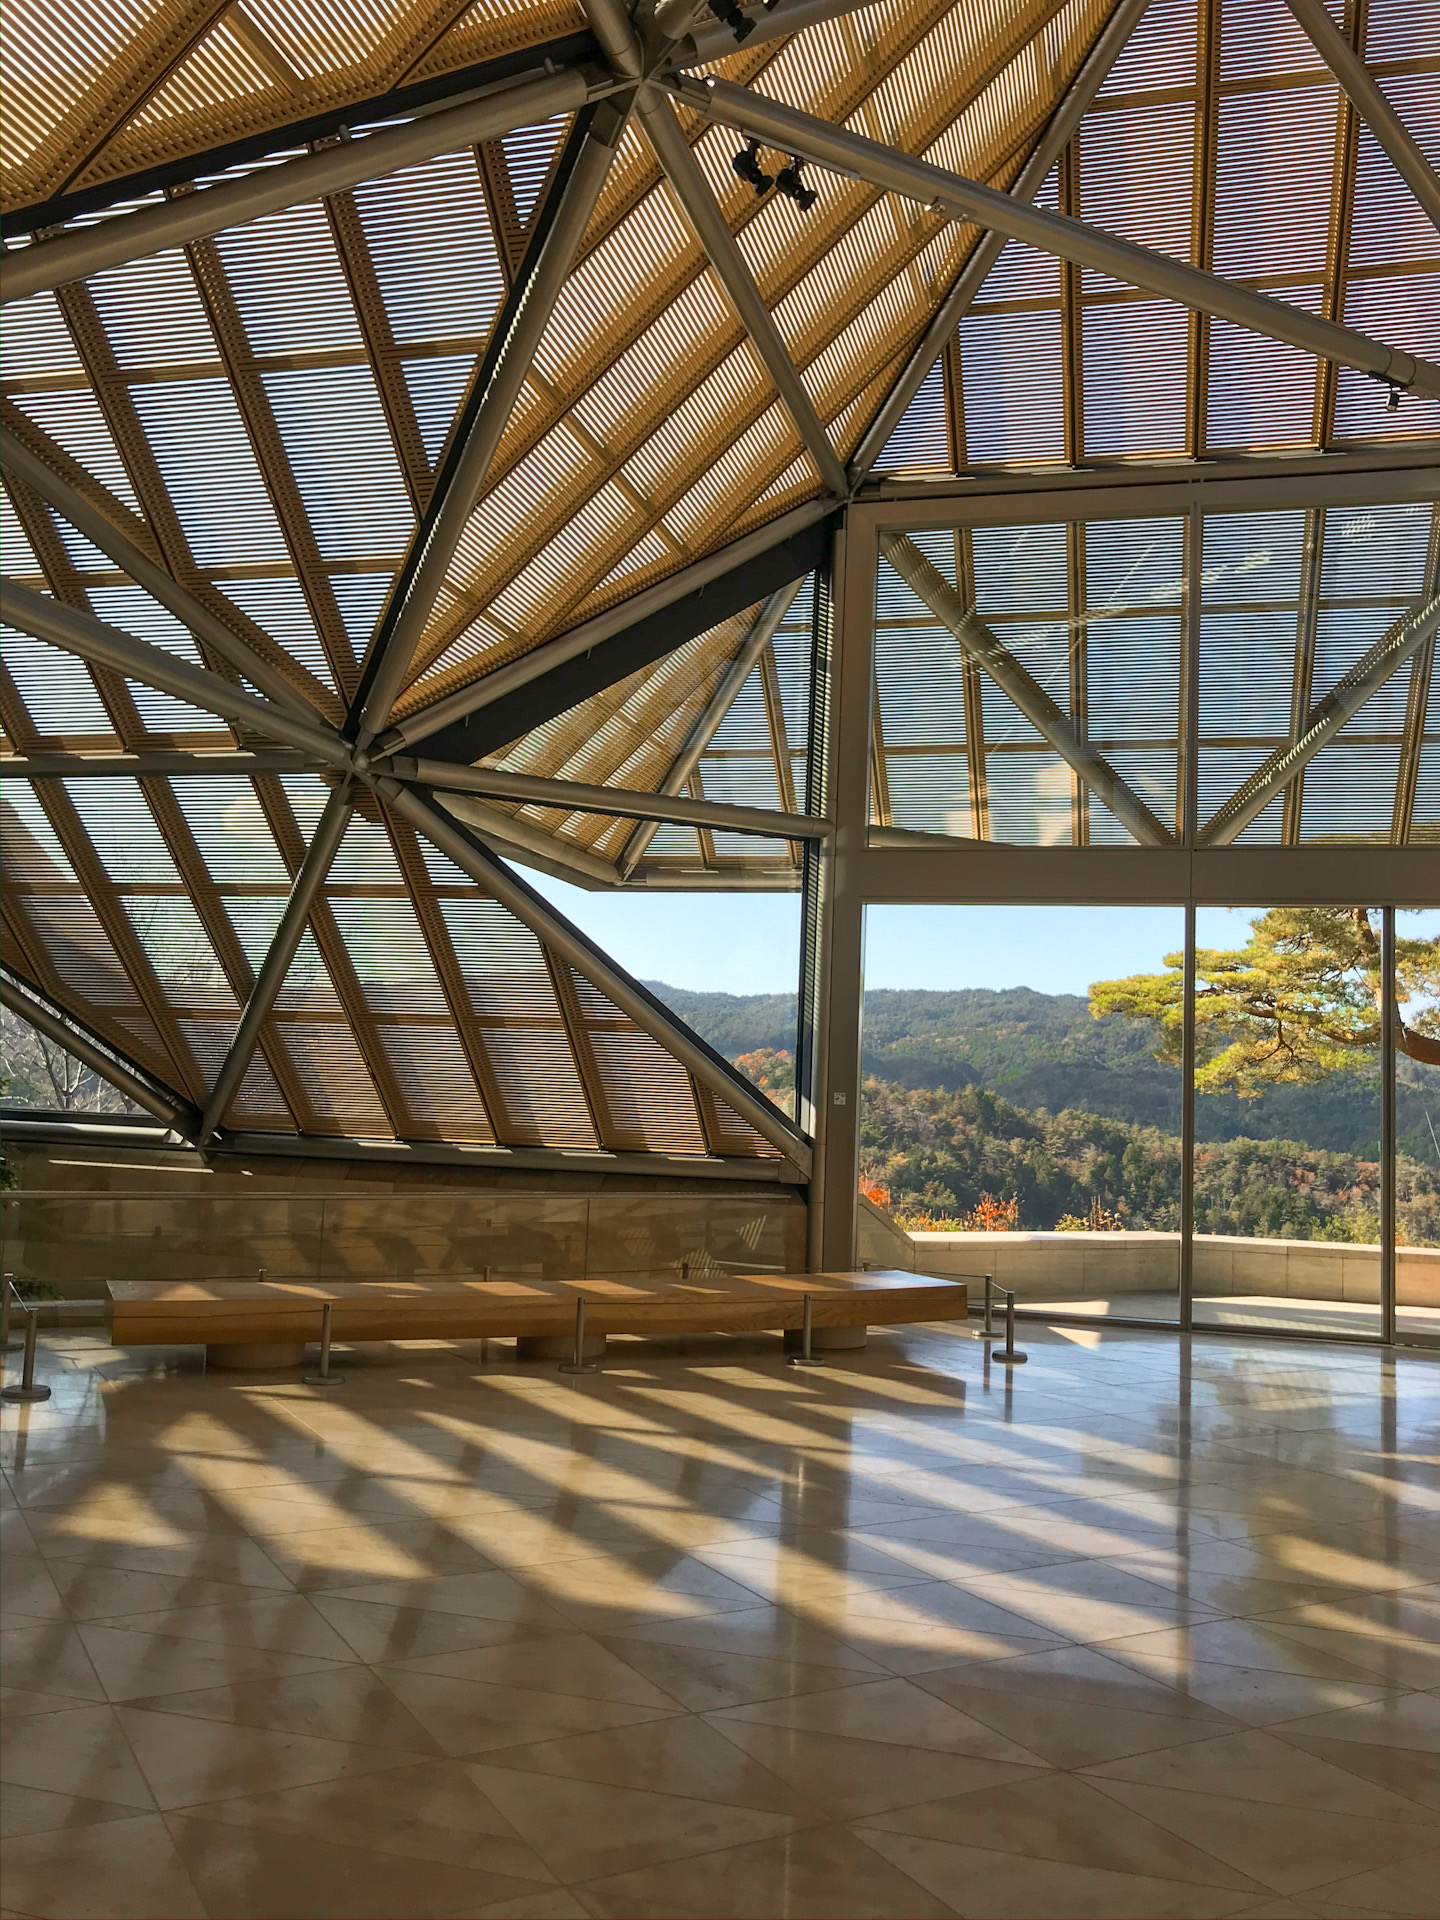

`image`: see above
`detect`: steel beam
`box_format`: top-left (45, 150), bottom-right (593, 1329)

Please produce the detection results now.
top-left (0, 429), bottom-right (319, 719)
top-left (2, 67), bottom-right (613, 305)
top-left (381, 778), bottom-right (811, 1167)
top-left (851, 0), bottom-right (1151, 484)
top-left (392, 755), bottom-right (829, 839)
top-left (0, 970), bottom-right (196, 1131)
top-left (880, 533), bottom-right (1174, 846)
top-left (674, 73), bottom-right (1440, 399)
top-left (374, 499), bottom-right (835, 753)
top-left (639, 91), bottom-right (850, 497)
top-left (196, 783), bottom-right (353, 1145)
top-left (676, 0), bottom-right (890, 68)
top-left (1, 581), bottom-right (349, 765)
top-left (1199, 592), bottom-right (1440, 846)
top-left (355, 102), bottom-right (632, 744)
top-left (432, 790), bottom-right (626, 886)
top-left (1277, 0), bottom-right (1440, 233)
top-left (2, 750), bottom-right (319, 779)
top-left (851, 842), bottom-right (1440, 905)
top-left (583, 0), bottom-right (644, 78)
top-left (617, 579), bottom-right (805, 876)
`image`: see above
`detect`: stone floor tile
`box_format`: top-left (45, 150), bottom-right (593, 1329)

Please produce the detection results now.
top-left (856, 1826), bottom-right (1256, 1918)
top-left (914, 1674), bottom-right (1232, 1768)
top-left (709, 1674), bottom-right (1045, 1763)
top-left (129, 1663), bottom-right (449, 1753)
top-left (382, 1632), bottom-right (686, 1710)
top-left (0, 1779), bottom-right (144, 1839)
top-left (704, 1717), bottom-right (1043, 1819)
top-left (77, 1622), bottom-right (347, 1703)
top-left (463, 1762), bottom-right (800, 1884)
top-left (477, 1713), bottom-right (821, 1816)
top-left (165, 1811), bottom-right (550, 1919)
top-left (1273, 1692), bottom-right (1440, 1753)
top-left (169, 1755), bottom-right (555, 1877)
top-left (864, 1771), bottom-right (1265, 1891)
top-left (0, 1622), bottom-right (109, 1703)
top-left (309, 1594), bottom-right (561, 1665)
top-left (1084, 1779), bottom-right (1438, 1897)
top-left (0, 1701), bottom-right (156, 1808)
top-left (378, 1667), bottom-right (678, 1757)
top-left (114, 1702), bottom-right (422, 1809)
top-left (110, 1595), bottom-right (364, 1662)
top-left (0, 1811), bottom-right (207, 1918)
top-left (1303, 1848), bottom-right (1440, 1916)
top-left (1083, 1725), bottom-right (1439, 1826)
top-left (574, 1824), bottom-right (955, 1918)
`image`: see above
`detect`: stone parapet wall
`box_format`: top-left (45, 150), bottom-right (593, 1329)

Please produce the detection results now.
top-left (906, 1229), bottom-right (1440, 1307)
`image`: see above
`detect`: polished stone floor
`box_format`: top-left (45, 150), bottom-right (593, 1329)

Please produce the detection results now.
top-left (2, 1322), bottom-right (1437, 1920)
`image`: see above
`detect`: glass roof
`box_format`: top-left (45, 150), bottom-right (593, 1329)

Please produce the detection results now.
top-left (1, 0), bottom-right (1436, 1151)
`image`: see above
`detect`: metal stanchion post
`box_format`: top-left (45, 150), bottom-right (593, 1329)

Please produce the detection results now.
top-left (303, 1302), bottom-right (345, 1386)
top-left (1, 1275), bottom-right (21, 1351)
top-left (995, 1287), bottom-right (1027, 1366)
top-left (2, 1295), bottom-right (52, 1402)
top-left (787, 1292), bottom-right (826, 1368)
top-left (976, 1273), bottom-right (1002, 1341)
top-left (559, 1295), bottom-right (599, 1375)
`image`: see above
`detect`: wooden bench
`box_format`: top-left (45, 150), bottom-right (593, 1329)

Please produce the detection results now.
top-left (106, 1270), bottom-right (969, 1369)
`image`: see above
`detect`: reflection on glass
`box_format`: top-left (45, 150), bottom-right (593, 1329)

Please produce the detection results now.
top-left (1189, 907), bottom-right (1382, 1337)
top-left (1396, 909), bottom-right (1440, 1345)
top-left (860, 905), bottom-right (1183, 1320)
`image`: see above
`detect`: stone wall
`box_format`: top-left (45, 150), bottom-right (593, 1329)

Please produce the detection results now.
top-left (907, 1229), bottom-right (1440, 1307)
top-left (0, 1140), bottom-right (806, 1298)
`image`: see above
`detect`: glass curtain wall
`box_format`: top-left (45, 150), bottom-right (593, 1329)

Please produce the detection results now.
top-left (1396, 908), bottom-right (1440, 1347)
top-left (1189, 906), bottom-right (1383, 1339)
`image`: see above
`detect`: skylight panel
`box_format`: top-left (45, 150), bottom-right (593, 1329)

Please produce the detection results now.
top-left (0, 293), bottom-right (83, 382)
top-left (1203, 508), bottom-right (1307, 601)
top-left (402, 356), bottom-right (475, 464)
top-left (7, 390), bottom-right (140, 511)
top-left (1082, 299), bottom-right (1189, 455)
top-left (128, 379), bottom-right (288, 565)
top-left (0, 491), bottom-right (44, 575)
top-left (374, 1025), bottom-right (493, 1142)
top-left (213, 199), bottom-right (362, 357)
top-left (221, 576), bottom-right (338, 692)
top-left (1321, 503), bottom-right (1432, 597)
top-left (959, 307), bottom-right (1064, 463)
top-left (1300, 740), bottom-right (1402, 842)
top-left (502, 115), bottom-right (568, 225)
top-left (169, 778), bottom-right (290, 886)
top-left (120, 894), bottom-right (234, 1007)
top-left (326, 813), bottom-right (404, 888)
top-left (350, 148), bottom-right (505, 344)
top-left (1213, 86), bottom-right (1339, 282)
top-left (972, 524), bottom-right (1068, 613)
top-left (3, 630), bottom-right (115, 738)
top-left (1206, 308), bottom-right (1323, 449)
top-left (261, 365), bottom-right (412, 561)
top-left (86, 249), bottom-right (220, 369)
top-left (1, 781), bottom-right (77, 882)
top-left (1079, 101), bottom-right (1196, 295)
top-left (64, 780), bottom-right (181, 884)
top-left (1333, 274), bottom-right (1440, 438)
top-left (1347, 76), bottom-right (1440, 270)
top-left (326, 897), bottom-right (450, 1016)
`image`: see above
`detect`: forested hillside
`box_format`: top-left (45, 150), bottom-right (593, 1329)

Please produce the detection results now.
top-left (650, 983), bottom-right (1427, 1156)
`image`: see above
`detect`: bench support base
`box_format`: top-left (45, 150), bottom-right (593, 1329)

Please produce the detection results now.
top-left (784, 1324), bottom-right (867, 1352)
top-left (206, 1341), bottom-right (307, 1370)
top-left (516, 1332), bottom-right (607, 1363)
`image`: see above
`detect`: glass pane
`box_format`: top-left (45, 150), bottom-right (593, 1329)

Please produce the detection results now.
top-left (1397, 907), bottom-right (1440, 1346)
top-left (1192, 906), bottom-right (1383, 1338)
top-left (860, 905), bottom-right (1184, 1320)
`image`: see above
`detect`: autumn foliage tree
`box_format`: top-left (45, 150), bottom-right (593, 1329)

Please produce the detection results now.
top-left (1090, 908), bottom-right (1440, 1096)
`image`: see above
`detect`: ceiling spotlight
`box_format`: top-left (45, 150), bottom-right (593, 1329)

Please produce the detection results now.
top-left (706, 0), bottom-right (755, 42)
top-left (732, 138), bottom-right (773, 194)
top-left (1386, 383), bottom-right (1403, 413)
top-left (775, 155), bottom-right (817, 211)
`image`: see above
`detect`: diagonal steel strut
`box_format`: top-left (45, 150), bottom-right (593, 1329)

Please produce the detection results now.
top-left (1199, 593), bottom-right (1440, 846)
top-left (196, 782), bottom-right (354, 1144)
top-left (880, 533), bottom-right (1174, 847)
top-left (672, 72), bottom-right (1440, 399)
top-left (639, 91), bottom-right (850, 498)
top-left (616, 580), bottom-right (805, 877)
top-left (2, 581), bottom-right (348, 764)
top-left (353, 99), bottom-right (635, 746)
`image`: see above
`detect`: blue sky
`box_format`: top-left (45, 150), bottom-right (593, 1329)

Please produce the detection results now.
top-left (530, 880), bottom-right (1198, 997)
top-left (529, 883), bottom-right (1438, 1000)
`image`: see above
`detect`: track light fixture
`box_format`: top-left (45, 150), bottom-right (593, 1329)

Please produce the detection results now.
top-left (706, 0), bottom-right (755, 42)
top-left (1386, 382), bottom-right (1403, 413)
top-left (775, 155), bottom-right (818, 212)
top-left (732, 138), bottom-right (773, 195)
